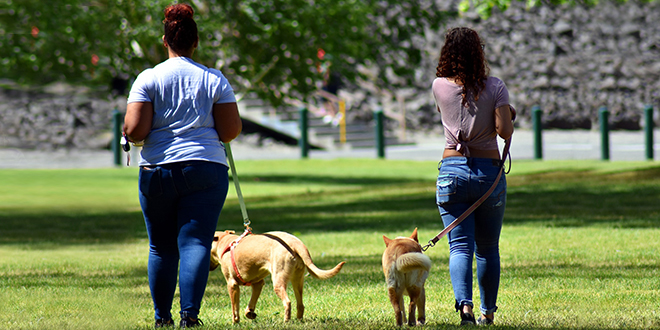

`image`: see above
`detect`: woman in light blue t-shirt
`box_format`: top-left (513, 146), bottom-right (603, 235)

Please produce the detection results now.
top-left (124, 3), bottom-right (242, 328)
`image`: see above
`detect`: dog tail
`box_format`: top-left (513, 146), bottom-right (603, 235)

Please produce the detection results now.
top-left (306, 260), bottom-right (346, 280)
top-left (396, 252), bottom-right (431, 273)
top-left (294, 243), bottom-right (345, 280)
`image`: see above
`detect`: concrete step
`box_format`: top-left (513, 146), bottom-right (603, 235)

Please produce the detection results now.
top-left (237, 95), bottom-right (412, 150)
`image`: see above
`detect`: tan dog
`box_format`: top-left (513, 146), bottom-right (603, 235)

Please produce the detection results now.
top-left (210, 230), bottom-right (345, 323)
top-left (382, 228), bottom-right (431, 326)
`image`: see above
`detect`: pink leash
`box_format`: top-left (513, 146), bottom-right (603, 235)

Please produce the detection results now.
top-left (422, 138), bottom-right (512, 252)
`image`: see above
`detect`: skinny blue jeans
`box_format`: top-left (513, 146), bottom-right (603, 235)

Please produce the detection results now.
top-left (139, 160), bottom-right (229, 321)
top-left (436, 157), bottom-right (506, 316)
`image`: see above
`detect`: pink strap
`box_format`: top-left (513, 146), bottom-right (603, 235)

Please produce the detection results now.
top-left (222, 229), bottom-right (252, 286)
top-left (423, 138), bottom-right (511, 251)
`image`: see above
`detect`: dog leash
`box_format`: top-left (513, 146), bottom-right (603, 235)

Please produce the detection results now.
top-left (422, 137), bottom-right (512, 252)
top-left (223, 142), bottom-right (255, 286)
top-left (225, 142), bottom-right (252, 232)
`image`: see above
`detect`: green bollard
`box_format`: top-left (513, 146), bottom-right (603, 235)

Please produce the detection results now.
top-left (644, 105), bottom-right (654, 161)
top-left (599, 106), bottom-right (610, 161)
top-left (298, 107), bottom-right (309, 159)
top-left (374, 108), bottom-right (385, 159)
top-left (112, 108), bottom-right (122, 166)
top-left (532, 105), bottom-right (543, 160)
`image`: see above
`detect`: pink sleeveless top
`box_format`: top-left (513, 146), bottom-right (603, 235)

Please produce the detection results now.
top-left (432, 77), bottom-right (509, 157)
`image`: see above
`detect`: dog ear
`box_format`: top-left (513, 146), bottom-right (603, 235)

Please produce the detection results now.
top-left (410, 227), bottom-right (419, 242)
top-left (383, 235), bottom-right (392, 247)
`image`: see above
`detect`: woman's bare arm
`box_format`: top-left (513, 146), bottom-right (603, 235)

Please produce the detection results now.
top-left (123, 102), bottom-right (154, 142)
top-left (213, 102), bottom-right (242, 143)
top-left (494, 105), bottom-right (514, 140)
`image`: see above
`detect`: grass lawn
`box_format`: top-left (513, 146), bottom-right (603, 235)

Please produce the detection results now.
top-left (0, 159), bottom-right (658, 329)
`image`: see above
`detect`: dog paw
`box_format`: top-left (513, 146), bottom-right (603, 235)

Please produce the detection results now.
top-left (245, 310), bottom-right (257, 319)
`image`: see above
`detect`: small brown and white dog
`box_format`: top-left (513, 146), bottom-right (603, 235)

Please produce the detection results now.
top-left (382, 228), bottom-right (431, 326)
top-left (210, 230), bottom-right (345, 323)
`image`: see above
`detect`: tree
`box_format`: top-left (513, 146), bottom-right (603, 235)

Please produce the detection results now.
top-left (0, 0), bottom-right (454, 105)
top-left (0, 0), bottom-right (168, 92)
top-left (459, 0), bottom-right (609, 19)
top-left (0, 0), bottom-right (605, 106)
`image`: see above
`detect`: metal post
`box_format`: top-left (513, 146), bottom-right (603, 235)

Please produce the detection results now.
top-left (532, 105), bottom-right (543, 160)
top-left (599, 106), bottom-right (610, 161)
top-left (374, 108), bottom-right (385, 159)
top-left (298, 107), bottom-right (309, 159)
top-left (112, 108), bottom-right (122, 166)
top-left (339, 100), bottom-right (346, 145)
top-left (644, 105), bottom-right (654, 161)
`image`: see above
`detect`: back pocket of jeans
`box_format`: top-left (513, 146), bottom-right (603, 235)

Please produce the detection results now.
top-left (181, 162), bottom-right (219, 191)
top-left (479, 177), bottom-right (507, 210)
top-left (436, 174), bottom-right (458, 205)
top-left (139, 166), bottom-right (162, 198)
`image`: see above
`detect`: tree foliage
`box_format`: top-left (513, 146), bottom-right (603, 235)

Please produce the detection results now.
top-left (2, 0), bottom-right (633, 103)
top-left (1, 0), bottom-right (456, 106)
top-left (459, 0), bottom-right (639, 19)
top-left (0, 0), bottom-right (168, 91)
top-left (203, 0), bottom-right (455, 106)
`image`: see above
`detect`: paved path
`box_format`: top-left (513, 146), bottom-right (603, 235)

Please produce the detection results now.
top-left (1, 129), bottom-right (658, 169)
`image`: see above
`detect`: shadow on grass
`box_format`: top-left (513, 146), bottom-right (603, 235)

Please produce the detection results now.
top-left (234, 174), bottom-right (424, 186)
top-left (1, 168), bottom-right (659, 245)
top-left (0, 264), bottom-right (149, 289)
top-left (505, 168), bottom-right (660, 228)
top-left (0, 211), bottom-right (147, 245)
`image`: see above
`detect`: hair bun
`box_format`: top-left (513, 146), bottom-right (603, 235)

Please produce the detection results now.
top-left (164, 3), bottom-right (194, 22)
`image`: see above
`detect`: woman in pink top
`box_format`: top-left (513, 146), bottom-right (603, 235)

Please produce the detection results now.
top-left (432, 27), bottom-right (514, 326)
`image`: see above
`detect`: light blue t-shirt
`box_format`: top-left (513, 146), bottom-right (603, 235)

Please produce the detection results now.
top-left (127, 57), bottom-right (236, 166)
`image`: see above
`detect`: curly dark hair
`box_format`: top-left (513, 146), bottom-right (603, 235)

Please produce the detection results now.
top-left (436, 27), bottom-right (489, 107)
top-left (163, 3), bottom-right (198, 55)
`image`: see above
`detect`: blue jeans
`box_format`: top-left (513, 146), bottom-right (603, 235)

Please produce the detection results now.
top-left (139, 160), bottom-right (229, 321)
top-left (436, 157), bottom-right (506, 316)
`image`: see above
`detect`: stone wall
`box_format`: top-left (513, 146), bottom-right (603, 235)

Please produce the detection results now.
top-left (414, 0), bottom-right (660, 130)
top-left (0, 83), bottom-right (122, 150)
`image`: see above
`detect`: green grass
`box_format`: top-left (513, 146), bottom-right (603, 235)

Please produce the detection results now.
top-left (0, 159), bottom-right (659, 329)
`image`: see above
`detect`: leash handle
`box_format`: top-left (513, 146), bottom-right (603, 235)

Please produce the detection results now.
top-left (225, 142), bottom-right (251, 230)
top-left (422, 137), bottom-right (512, 252)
